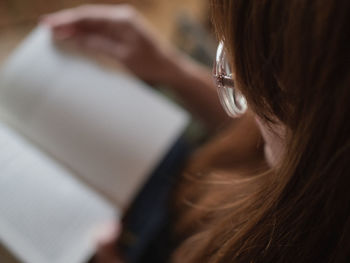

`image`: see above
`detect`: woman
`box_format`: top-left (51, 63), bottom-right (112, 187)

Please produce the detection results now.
top-left (43, 0), bottom-right (350, 262)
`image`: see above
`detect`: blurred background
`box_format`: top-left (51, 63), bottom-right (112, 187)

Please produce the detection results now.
top-left (0, 0), bottom-right (214, 66)
top-left (0, 1), bottom-right (214, 262)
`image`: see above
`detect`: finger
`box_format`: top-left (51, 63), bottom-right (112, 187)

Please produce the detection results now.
top-left (41, 7), bottom-right (85, 28)
top-left (95, 253), bottom-right (122, 263)
top-left (51, 25), bottom-right (77, 40)
top-left (95, 222), bottom-right (123, 263)
top-left (41, 5), bottom-right (137, 44)
top-left (94, 247), bottom-right (123, 263)
top-left (41, 4), bottom-right (134, 30)
top-left (73, 34), bottom-right (125, 59)
top-left (41, 5), bottom-right (110, 26)
top-left (96, 221), bottom-right (121, 249)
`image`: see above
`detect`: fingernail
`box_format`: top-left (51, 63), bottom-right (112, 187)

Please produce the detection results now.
top-left (53, 27), bottom-right (75, 40)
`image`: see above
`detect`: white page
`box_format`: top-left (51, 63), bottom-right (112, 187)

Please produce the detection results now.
top-left (0, 122), bottom-right (117, 263)
top-left (0, 26), bottom-right (189, 208)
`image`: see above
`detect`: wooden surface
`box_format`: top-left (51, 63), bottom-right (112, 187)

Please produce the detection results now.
top-left (0, 0), bottom-right (208, 65)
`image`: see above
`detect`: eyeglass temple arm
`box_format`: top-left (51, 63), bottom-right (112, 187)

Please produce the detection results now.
top-left (216, 75), bottom-right (235, 87)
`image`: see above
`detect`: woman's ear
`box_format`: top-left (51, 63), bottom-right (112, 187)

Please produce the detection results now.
top-left (254, 116), bottom-right (286, 168)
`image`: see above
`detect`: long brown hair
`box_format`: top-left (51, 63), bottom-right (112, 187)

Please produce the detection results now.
top-left (173, 0), bottom-right (350, 262)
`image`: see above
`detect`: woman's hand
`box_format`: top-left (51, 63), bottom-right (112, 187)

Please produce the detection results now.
top-left (94, 222), bottom-right (124, 263)
top-left (42, 4), bottom-right (230, 130)
top-left (42, 4), bottom-right (178, 84)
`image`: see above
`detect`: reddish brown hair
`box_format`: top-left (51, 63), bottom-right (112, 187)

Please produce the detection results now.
top-left (173, 0), bottom-right (350, 262)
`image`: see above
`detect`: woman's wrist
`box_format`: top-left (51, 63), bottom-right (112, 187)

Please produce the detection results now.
top-left (162, 49), bottom-right (210, 88)
top-left (157, 50), bottom-right (230, 130)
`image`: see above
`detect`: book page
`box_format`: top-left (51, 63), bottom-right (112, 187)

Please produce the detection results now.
top-left (0, 122), bottom-right (117, 263)
top-left (0, 26), bottom-right (189, 208)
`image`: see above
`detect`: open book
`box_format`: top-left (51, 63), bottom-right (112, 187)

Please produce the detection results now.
top-left (0, 26), bottom-right (189, 263)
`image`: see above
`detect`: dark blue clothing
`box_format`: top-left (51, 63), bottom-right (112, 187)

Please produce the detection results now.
top-left (120, 134), bottom-right (194, 263)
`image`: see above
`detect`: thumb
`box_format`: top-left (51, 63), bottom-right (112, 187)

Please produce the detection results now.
top-left (95, 222), bottom-right (123, 263)
top-left (74, 34), bottom-right (127, 60)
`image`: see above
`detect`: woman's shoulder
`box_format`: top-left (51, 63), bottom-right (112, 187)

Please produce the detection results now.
top-left (187, 112), bottom-right (266, 173)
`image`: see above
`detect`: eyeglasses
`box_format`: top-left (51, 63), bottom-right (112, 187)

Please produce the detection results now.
top-left (213, 41), bottom-right (248, 118)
